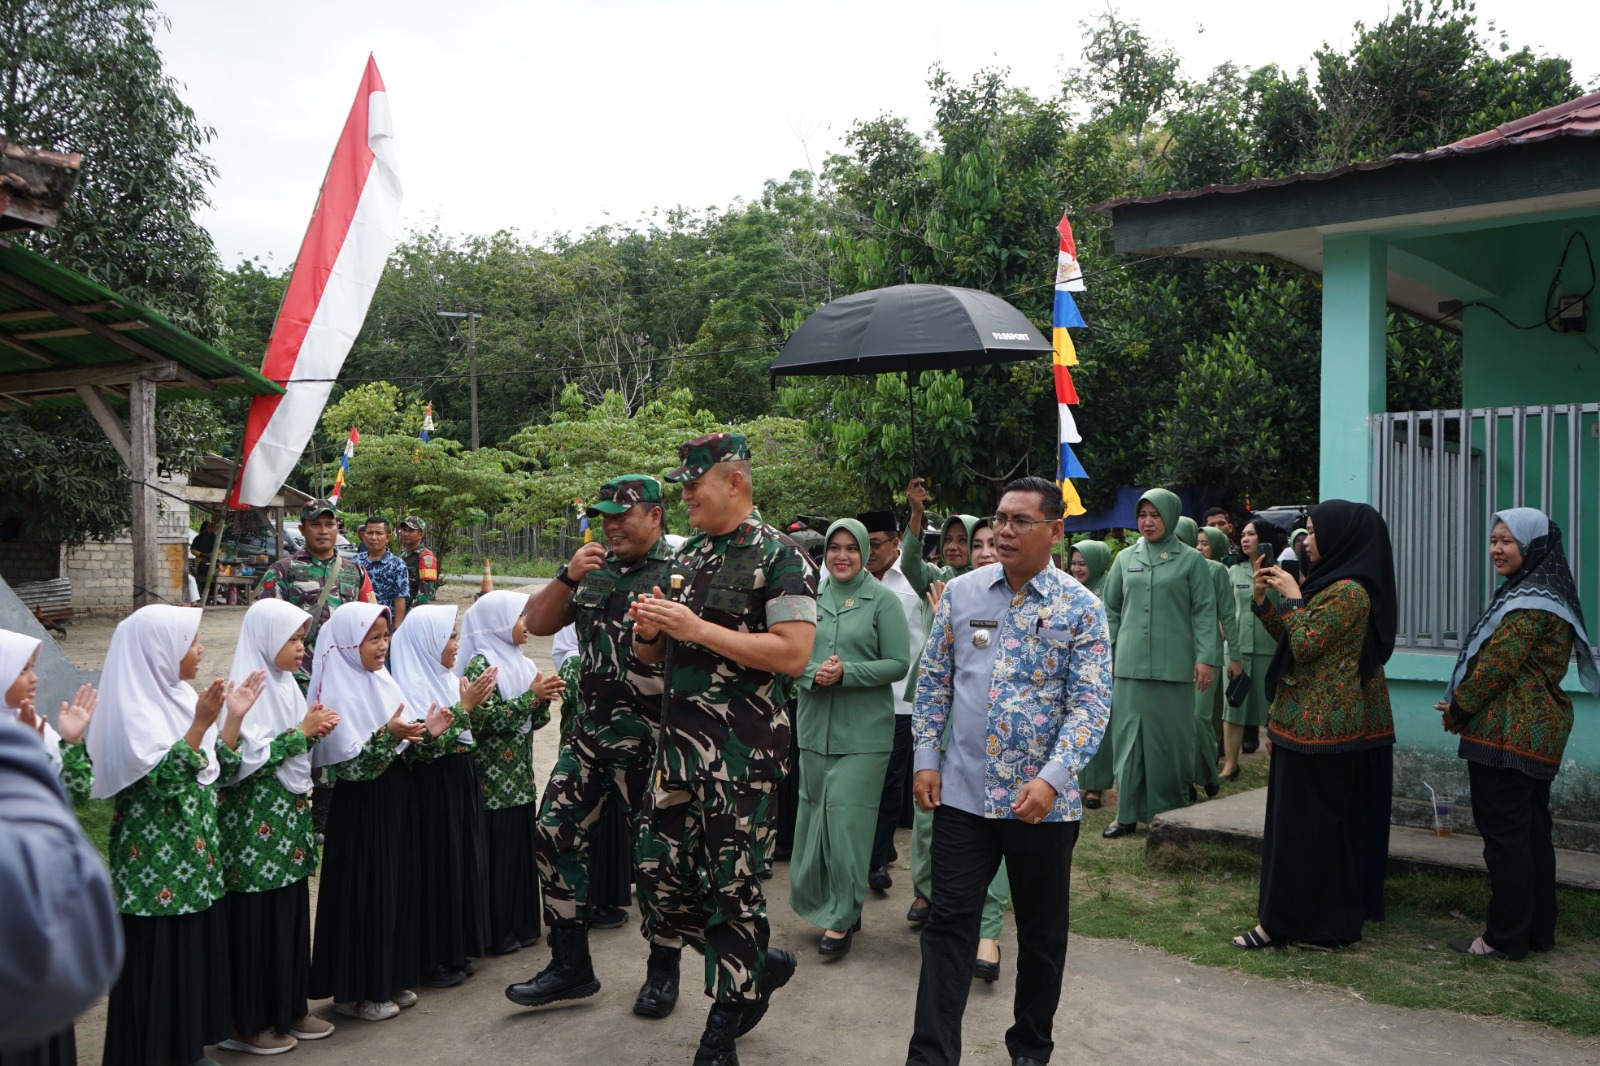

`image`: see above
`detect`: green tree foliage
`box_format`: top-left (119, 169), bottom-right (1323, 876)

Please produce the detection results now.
top-left (325, 435), bottom-right (525, 561)
top-left (1, 0), bottom-right (222, 340)
top-left (320, 381), bottom-right (423, 443)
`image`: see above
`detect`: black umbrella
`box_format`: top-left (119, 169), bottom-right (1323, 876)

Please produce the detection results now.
top-left (770, 283), bottom-right (1053, 473)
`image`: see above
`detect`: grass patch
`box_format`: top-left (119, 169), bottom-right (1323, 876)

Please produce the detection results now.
top-left (75, 797), bottom-right (113, 862)
top-left (442, 554), bottom-right (562, 579)
top-left (1073, 777), bottom-right (1600, 1036)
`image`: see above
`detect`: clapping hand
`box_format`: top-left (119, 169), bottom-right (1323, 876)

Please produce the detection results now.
top-left (460, 668), bottom-right (497, 713)
top-left (424, 702), bottom-right (453, 739)
top-left (195, 678), bottom-right (229, 729)
top-left (813, 655), bottom-right (843, 686)
top-left (300, 702), bottom-right (339, 740)
top-left (531, 672), bottom-right (566, 702)
top-left (55, 684), bottom-right (98, 744)
top-left (386, 703), bottom-right (425, 743)
top-left (225, 671), bottom-right (267, 720)
top-left (14, 698), bottom-right (47, 743)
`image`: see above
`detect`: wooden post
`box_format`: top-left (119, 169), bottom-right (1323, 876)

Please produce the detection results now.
top-left (128, 376), bottom-right (161, 606)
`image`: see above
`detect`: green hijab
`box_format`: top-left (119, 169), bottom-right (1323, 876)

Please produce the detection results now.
top-left (1175, 515), bottom-right (1199, 548)
top-left (1070, 539), bottom-right (1112, 597)
top-left (939, 514), bottom-right (982, 576)
top-left (821, 518), bottom-right (871, 609)
top-left (1199, 525), bottom-right (1228, 562)
top-left (1130, 487), bottom-right (1183, 565)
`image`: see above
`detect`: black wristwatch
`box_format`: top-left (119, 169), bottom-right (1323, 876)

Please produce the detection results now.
top-left (555, 566), bottom-right (579, 590)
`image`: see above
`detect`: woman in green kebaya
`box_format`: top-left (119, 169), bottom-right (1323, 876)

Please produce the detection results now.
top-left (1101, 490), bottom-right (1218, 838)
top-left (1193, 525), bottom-right (1243, 798)
top-left (791, 519), bottom-right (911, 956)
top-left (1070, 540), bottom-right (1115, 808)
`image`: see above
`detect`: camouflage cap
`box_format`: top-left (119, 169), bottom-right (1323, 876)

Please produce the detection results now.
top-left (301, 498), bottom-right (338, 520)
top-left (398, 515), bottom-right (427, 532)
top-left (586, 475), bottom-right (663, 517)
top-left (664, 432), bottom-right (750, 483)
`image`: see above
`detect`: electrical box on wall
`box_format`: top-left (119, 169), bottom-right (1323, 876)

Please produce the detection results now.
top-left (1555, 294), bottom-right (1587, 334)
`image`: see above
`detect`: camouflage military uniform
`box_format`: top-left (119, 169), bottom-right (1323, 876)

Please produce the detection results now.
top-left (258, 550), bottom-right (373, 683)
top-left (534, 524), bottom-right (675, 929)
top-left (633, 437), bottom-right (818, 1007)
top-left (398, 516), bottom-right (439, 608)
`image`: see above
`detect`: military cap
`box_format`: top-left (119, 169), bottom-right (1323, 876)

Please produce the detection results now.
top-left (398, 515), bottom-right (428, 532)
top-left (665, 432), bottom-right (750, 483)
top-left (301, 499), bottom-right (338, 520)
top-left (586, 475), bottom-right (663, 517)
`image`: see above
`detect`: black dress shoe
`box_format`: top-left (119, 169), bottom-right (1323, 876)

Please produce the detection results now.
top-left (868, 865), bottom-right (893, 892)
top-left (1204, 779), bottom-right (1220, 798)
top-left (818, 929), bottom-right (853, 957)
top-left (1012, 1057), bottom-right (1048, 1066)
top-left (906, 901), bottom-right (931, 923)
top-left (1101, 821), bottom-right (1138, 839)
top-left (1083, 792), bottom-right (1102, 810)
top-left (589, 904), bottom-right (628, 930)
top-left (973, 943), bottom-right (1001, 983)
top-left (1242, 726), bottom-right (1260, 754)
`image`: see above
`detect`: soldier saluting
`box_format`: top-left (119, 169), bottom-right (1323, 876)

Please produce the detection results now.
top-left (627, 433), bottom-right (817, 1066)
top-left (505, 475), bottom-right (686, 1019)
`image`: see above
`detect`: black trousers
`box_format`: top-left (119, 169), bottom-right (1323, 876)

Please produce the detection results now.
top-left (871, 715), bottom-right (915, 867)
top-left (1468, 761), bottom-right (1557, 960)
top-left (907, 805), bottom-right (1080, 1066)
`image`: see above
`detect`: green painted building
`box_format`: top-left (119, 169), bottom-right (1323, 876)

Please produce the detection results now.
top-left (1095, 92), bottom-right (1600, 849)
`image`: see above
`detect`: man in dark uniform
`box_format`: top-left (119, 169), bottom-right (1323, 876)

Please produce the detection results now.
top-left (627, 433), bottom-right (817, 1066)
top-left (506, 475), bottom-right (685, 1018)
top-left (259, 499), bottom-right (374, 685)
top-left (397, 515), bottom-right (439, 609)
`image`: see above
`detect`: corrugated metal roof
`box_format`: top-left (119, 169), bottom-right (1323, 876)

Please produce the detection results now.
top-left (1091, 90), bottom-right (1600, 215)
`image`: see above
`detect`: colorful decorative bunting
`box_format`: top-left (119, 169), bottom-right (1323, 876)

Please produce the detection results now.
top-left (328, 426), bottom-right (359, 505)
top-left (1053, 211), bottom-right (1088, 516)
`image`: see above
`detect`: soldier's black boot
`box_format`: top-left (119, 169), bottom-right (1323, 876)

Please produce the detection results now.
top-left (691, 1004), bottom-right (742, 1066)
top-left (734, 947), bottom-right (796, 1037)
top-left (632, 944), bottom-right (681, 1018)
top-left (504, 924), bottom-right (601, 1007)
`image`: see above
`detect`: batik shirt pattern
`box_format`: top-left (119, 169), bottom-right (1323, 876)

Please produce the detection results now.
top-left (465, 654), bottom-right (552, 810)
top-left (217, 728), bottom-right (319, 894)
top-left (109, 739), bottom-right (239, 916)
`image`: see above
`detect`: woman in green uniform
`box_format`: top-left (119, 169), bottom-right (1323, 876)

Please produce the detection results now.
top-left (1069, 540), bottom-right (1115, 809)
top-left (791, 519), bottom-right (911, 955)
top-left (1193, 525), bottom-right (1242, 798)
top-left (1101, 490), bottom-right (1217, 838)
top-left (1221, 518), bottom-right (1283, 779)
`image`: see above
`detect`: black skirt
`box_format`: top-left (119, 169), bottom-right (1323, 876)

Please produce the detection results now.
top-left (485, 802), bottom-right (542, 950)
top-left (1258, 745), bottom-right (1366, 945)
top-left (102, 905), bottom-right (231, 1066)
top-left (226, 879), bottom-right (311, 1035)
top-left (412, 752), bottom-right (490, 968)
top-left (309, 761), bottom-right (421, 1003)
top-left (588, 788), bottom-right (634, 909)
top-left (0, 1029), bottom-right (74, 1066)
top-left (1352, 745), bottom-right (1394, 921)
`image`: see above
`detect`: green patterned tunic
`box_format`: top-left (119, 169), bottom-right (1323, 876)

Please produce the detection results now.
top-left (217, 728), bottom-right (320, 894)
top-left (110, 739), bottom-right (240, 917)
top-left (464, 654), bottom-right (551, 810)
top-left (1450, 608), bottom-right (1576, 780)
top-left (60, 741), bottom-right (93, 804)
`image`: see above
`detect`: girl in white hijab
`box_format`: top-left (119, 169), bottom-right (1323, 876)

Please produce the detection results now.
top-left (215, 599), bottom-right (340, 1053)
top-left (456, 590), bottom-right (563, 954)
top-left (304, 603), bottom-right (450, 1022)
top-left (0, 628), bottom-right (97, 791)
top-left (391, 604), bottom-right (499, 986)
top-left (91, 605), bottom-right (266, 1066)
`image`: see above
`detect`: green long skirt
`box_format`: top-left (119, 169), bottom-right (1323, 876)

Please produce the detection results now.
top-left (1223, 649), bottom-right (1275, 727)
top-left (1110, 677), bottom-right (1195, 826)
top-left (790, 748), bottom-right (891, 931)
top-left (1079, 694), bottom-right (1116, 792)
top-left (1192, 665), bottom-right (1224, 790)
top-left (910, 804), bottom-right (1012, 933)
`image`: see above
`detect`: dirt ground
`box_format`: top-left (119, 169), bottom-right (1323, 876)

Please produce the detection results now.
top-left (49, 586), bottom-right (1600, 1065)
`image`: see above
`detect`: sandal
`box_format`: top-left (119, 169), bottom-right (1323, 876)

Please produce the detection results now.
top-left (1231, 926), bottom-right (1280, 950)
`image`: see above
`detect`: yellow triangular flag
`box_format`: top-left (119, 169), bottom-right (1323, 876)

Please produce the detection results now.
top-left (1060, 478), bottom-right (1086, 518)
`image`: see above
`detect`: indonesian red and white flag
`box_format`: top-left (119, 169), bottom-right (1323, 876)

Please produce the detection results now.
top-left (232, 56), bottom-right (402, 507)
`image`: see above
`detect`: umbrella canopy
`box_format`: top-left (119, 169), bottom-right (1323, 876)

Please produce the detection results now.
top-left (770, 284), bottom-right (1052, 377)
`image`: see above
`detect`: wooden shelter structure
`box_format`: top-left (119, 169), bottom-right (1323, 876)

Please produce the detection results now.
top-left (0, 238), bottom-right (282, 605)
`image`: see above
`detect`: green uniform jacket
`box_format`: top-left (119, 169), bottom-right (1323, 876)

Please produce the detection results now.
top-left (568, 536), bottom-right (673, 751)
top-left (1205, 558), bottom-right (1242, 668)
top-left (1227, 562), bottom-right (1278, 656)
top-left (795, 574), bottom-right (911, 755)
top-left (1103, 540), bottom-right (1218, 681)
top-left (897, 513), bottom-right (980, 703)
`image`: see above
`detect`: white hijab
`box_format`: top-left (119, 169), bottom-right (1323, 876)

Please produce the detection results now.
top-left (390, 605), bottom-right (471, 745)
top-left (456, 591), bottom-right (538, 701)
top-left (0, 630), bottom-right (61, 772)
top-left (87, 605), bottom-right (213, 800)
top-left (308, 603), bottom-right (408, 768)
top-left (225, 599), bottom-right (314, 793)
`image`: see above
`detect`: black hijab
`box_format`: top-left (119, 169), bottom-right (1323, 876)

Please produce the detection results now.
top-left (1264, 500), bottom-right (1397, 700)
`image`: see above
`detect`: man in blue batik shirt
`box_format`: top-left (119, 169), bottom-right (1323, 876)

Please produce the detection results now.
top-left (905, 476), bottom-right (1111, 1066)
top-left (359, 516), bottom-right (410, 624)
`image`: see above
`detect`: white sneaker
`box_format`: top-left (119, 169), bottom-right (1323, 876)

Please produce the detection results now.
top-left (392, 989), bottom-right (418, 1008)
top-left (218, 1030), bottom-right (298, 1056)
top-left (334, 1000), bottom-right (399, 1021)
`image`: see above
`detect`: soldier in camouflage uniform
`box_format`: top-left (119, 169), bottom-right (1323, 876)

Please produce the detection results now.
top-left (259, 499), bottom-right (374, 686)
top-left (397, 515), bottom-right (439, 609)
top-left (505, 476), bottom-right (685, 1017)
top-left (628, 433), bottom-right (817, 1066)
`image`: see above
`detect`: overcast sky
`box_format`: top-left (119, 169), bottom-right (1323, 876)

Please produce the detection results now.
top-left (154, 0), bottom-right (1600, 268)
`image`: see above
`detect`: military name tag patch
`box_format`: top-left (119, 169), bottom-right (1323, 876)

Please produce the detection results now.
top-left (969, 619), bottom-right (998, 649)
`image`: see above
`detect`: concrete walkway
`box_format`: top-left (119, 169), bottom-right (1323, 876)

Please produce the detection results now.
top-left (67, 827), bottom-right (1600, 1066)
top-left (1149, 787), bottom-right (1600, 892)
